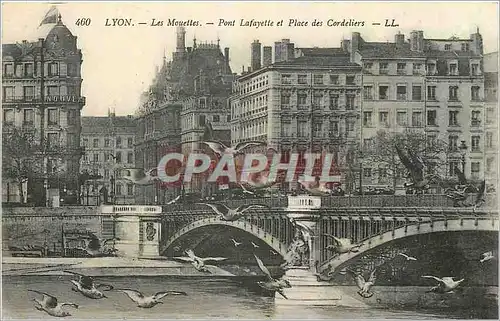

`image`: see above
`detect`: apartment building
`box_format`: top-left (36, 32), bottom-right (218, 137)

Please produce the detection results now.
top-left (483, 52), bottom-right (498, 190)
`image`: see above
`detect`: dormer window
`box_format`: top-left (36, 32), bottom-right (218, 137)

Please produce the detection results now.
top-left (449, 63), bottom-right (458, 76)
top-left (444, 44), bottom-right (451, 51)
top-left (461, 43), bottom-right (470, 51)
top-left (471, 63), bottom-right (480, 76)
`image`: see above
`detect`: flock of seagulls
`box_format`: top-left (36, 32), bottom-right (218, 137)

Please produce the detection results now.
top-left (197, 202), bottom-right (269, 221)
top-left (298, 175), bottom-right (334, 196)
top-left (323, 234), bottom-right (364, 256)
top-left (28, 271), bottom-right (187, 317)
top-left (173, 249), bottom-right (227, 273)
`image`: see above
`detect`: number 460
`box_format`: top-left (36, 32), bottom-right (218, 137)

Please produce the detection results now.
top-left (75, 18), bottom-right (91, 26)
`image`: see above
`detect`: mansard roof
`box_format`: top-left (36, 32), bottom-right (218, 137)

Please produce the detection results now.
top-left (359, 42), bottom-right (427, 59)
top-left (81, 116), bottom-right (135, 134)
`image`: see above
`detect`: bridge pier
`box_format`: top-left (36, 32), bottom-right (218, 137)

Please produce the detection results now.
top-left (101, 205), bottom-right (162, 258)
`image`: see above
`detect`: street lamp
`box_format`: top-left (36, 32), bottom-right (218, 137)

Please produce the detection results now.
top-left (110, 175), bottom-right (115, 205)
top-left (358, 151), bottom-right (364, 195)
top-left (459, 140), bottom-right (468, 173)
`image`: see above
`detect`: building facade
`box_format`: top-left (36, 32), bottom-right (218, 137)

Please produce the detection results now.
top-left (230, 42), bottom-right (362, 191)
top-left (80, 113), bottom-right (136, 205)
top-left (2, 10), bottom-right (85, 206)
top-left (483, 52), bottom-right (498, 190)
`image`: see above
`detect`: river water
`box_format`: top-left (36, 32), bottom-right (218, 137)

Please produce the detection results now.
top-left (2, 276), bottom-right (498, 319)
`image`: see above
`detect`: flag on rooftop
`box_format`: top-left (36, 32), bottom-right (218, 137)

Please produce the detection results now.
top-left (39, 6), bottom-right (59, 27)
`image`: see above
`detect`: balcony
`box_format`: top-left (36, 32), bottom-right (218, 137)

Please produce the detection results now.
top-left (2, 95), bottom-right (86, 105)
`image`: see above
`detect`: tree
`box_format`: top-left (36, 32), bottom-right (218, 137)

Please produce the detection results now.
top-left (362, 129), bottom-right (448, 190)
top-left (2, 127), bottom-right (71, 204)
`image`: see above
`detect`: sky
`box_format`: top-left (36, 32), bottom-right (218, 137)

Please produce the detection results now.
top-left (2, 1), bottom-right (499, 117)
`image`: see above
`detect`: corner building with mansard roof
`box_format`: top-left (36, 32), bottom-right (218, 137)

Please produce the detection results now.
top-left (2, 10), bottom-right (85, 205)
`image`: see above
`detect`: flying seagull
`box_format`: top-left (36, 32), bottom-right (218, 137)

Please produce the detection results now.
top-left (397, 253), bottom-right (417, 261)
top-left (203, 140), bottom-right (267, 158)
top-left (231, 238), bottom-right (242, 247)
top-left (64, 270), bottom-right (113, 299)
top-left (251, 242), bottom-right (259, 248)
top-left (480, 251), bottom-right (494, 263)
top-left (254, 254), bottom-right (291, 299)
top-left (197, 202), bottom-right (268, 221)
top-left (396, 146), bottom-right (439, 193)
top-left (173, 249), bottom-right (227, 273)
top-left (122, 168), bottom-right (159, 185)
top-left (28, 289), bottom-right (78, 317)
top-left (114, 288), bottom-right (187, 308)
top-left (348, 269), bottom-right (377, 298)
top-left (298, 175), bottom-right (333, 196)
top-left (323, 234), bottom-right (364, 255)
top-left (421, 275), bottom-right (465, 294)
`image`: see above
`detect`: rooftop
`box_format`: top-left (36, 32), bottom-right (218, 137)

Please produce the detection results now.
top-left (81, 116), bottom-right (135, 135)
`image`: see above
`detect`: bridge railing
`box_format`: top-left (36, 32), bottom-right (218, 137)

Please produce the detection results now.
top-left (161, 193), bottom-right (496, 211)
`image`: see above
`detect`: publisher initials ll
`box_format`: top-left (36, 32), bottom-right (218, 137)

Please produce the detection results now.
top-left (385, 19), bottom-right (399, 27)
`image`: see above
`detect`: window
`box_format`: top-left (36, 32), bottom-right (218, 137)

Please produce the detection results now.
top-left (127, 152), bottom-right (133, 164)
top-left (363, 138), bottom-right (373, 150)
top-left (449, 135), bottom-right (458, 151)
top-left (313, 94), bottom-right (322, 106)
top-left (346, 76), bottom-right (355, 85)
top-left (378, 112), bottom-right (389, 127)
top-left (116, 137), bottom-right (122, 148)
top-left (379, 63), bottom-right (388, 74)
top-left (329, 95), bottom-right (339, 109)
top-left (313, 74), bottom-right (323, 85)
top-left (298, 94), bottom-right (307, 105)
top-left (427, 86), bottom-right (436, 100)
top-left (297, 121), bottom-right (307, 137)
top-left (364, 62), bottom-right (373, 70)
top-left (471, 162), bottom-right (480, 178)
top-left (378, 167), bottom-right (388, 182)
top-left (47, 133), bottom-right (59, 148)
top-left (83, 138), bottom-right (88, 147)
top-left (23, 109), bottom-right (34, 125)
top-left (24, 63), bottom-right (34, 77)
top-left (426, 63), bottom-right (436, 75)
top-left (199, 115), bottom-right (206, 126)
top-left (281, 122), bottom-right (290, 137)
top-left (116, 184), bottom-right (122, 195)
top-left (471, 136), bottom-right (480, 152)
top-left (67, 85), bottom-right (77, 96)
top-left (226, 115), bottom-right (231, 122)
top-left (49, 62), bottom-right (59, 76)
top-left (396, 112), bottom-right (407, 126)
top-left (67, 109), bottom-right (77, 125)
top-left (47, 86), bottom-right (59, 96)
top-left (330, 121), bottom-right (339, 136)
top-left (471, 63), bottom-right (479, 76)
top-left (3, 109), bottom-right (14, 124)
top-left (471, 86), bottom-right (480, 101)
top-left (412, 112), bottom-right (422, 127)
top-left (23, 86), bottom-right (35, 100)
top-left (448, 111), bottom-right (459, 126)
top-left (127, 137), bottom-right (133, 148)
top-left (427, 135), bottom-right (437, 149)
top-left (346, 95), bottom-right (355, 110)
top-left (486, 157), bottom-right (494, 173)
top-left (67, 63), bottom-right (76, 76)
top-left (449, 63), bottom-right (458, 76)
top-left (212, 115), bottom-right (220, 122)
top-left (379, 85), bottom-right (388, 100)
top-left (397, 63), bottom-right (406, 75)
top-left (363, 112), bottom-right (373, 127)
top-left (281, 93), bottom-right (290, 105)
top-left (91, 138), bottom-right (98, 148)
top-left (104, 138), bottom-right (110, 147)
top-left (313, 122), bottom-right (322, 137)
top-left (104, 169), bottom-right (110, 178)
top-left (47, 109), bottom-right (58, 125)
top-left (346, 119), bottom-right (355, 134)
top-left (127, 184), bottom-right (134, 196)
top-left (397, 85), bottom-right (407, 100)
top-left (427, 110), bottom-right (437, 126)
top-left (4, 63), bottom-right (14, 76)
top-left (412, 63), bottom-right (422, 75)
top-left (199, 98), bottom-right (206, 108)
top-left (116, 151), bottom-right (122, 163)
top-left (363, 86), bottom-right (373, 100)
top-left (329, 75), bottom-right (339, 84)
top-left (445, 44), bottom-right (451, 51)
top-left (449, 86), bottom-right (458, 101)
top-left (298, 74), bottom-right (307, 84)
top-left (364, 168), bottom-right (372, 178)
top-left (93, 153), bottom-right (99, 162)
top-left (461, 43), bottom-right (470, 51)
top-left (281, 74), bottom-right (291, 84)
top-left (471, 111), bottom-right (481, 126)
top-left (3, 86), bottom-right (14, 101)
top-left (449, 161), bottom-right (460, 176)
top-left (486, 132), bottom-right (493, 148)
top-left (412, 85), bottom-right (422, 101)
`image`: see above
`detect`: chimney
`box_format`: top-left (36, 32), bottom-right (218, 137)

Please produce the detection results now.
top-left (410, 30), bottom-right (424, 52)
top-left (350, 32), bottom-right (361, 62)
top-left (341, 39), bottom-right (350, 53)
top-left (247, 66), bottom-right (252, 73)
top-left (262, 46), bottom-right (272, 67)
top-left (251, 40), bottom-right (262, 71)
top-left (224, 47), bottom-right (230, 64)
top-left (286, 42), bottom-right (295, 61)
top-left (470, 28), bottom-right (483, 55)
top-left (395, 32), bottom-right (405, 46)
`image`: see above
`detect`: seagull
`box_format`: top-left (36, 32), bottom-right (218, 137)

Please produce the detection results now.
top-left (197, 202), bottom-right (268, 221)
top-left (397, 253), bottom-right (417, 261)
top-left (166, 195), bottom-right (181, 205)
top-left (251, 242), bottom-right (259, 248)
top-left (348, 269), bottom-right (377, 298)
top-left (242, 170), bottom-right (283, 190)
top-left (270, 250), bottom-right (278, 255)
top-left (421, 275), bottom-right (465, 294)
top-left (254, 254), bottom-right (291, 299)
top-left (80, 237), bottom-right (120, 257)
top-left (114, 289), bottom-right (187, 308)
top-left (122, 168), bottom-right (159, 185)
top-left (473, 180), bottom-right (486, 211)
top-left (480, 251), bottom-right (494, 263)
top-left (28, 289), bottom-right (78, 317)
top-left (202, 140), bottom-right (267, 158)
top-left (396, 146), bottom-right (440, 193)
top-left (239, 183), bottom-right (256, 195)
top-left (323, 234), bottom-right (364, 255)
top-left (173, 249), bottom-right (227, 273)
top-left (298, 175), bottom-right (333, 196)
top-left (231, 238), bottom-right (242, 247)
top-left (63, 271), bottom-right (113, 299)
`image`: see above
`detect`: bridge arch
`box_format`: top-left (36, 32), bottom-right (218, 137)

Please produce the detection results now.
top-left (160, 217), bottom-right (289, 257)
top-left (318, 217), bottom-right (499, 274)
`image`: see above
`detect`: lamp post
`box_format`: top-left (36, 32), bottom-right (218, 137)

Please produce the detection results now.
top-left (358, 151), bottom-right (363, 195)
top-left (459, 140), bottom-right (468, 174)
top-left (110, 175), bottom-right (115, 205)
